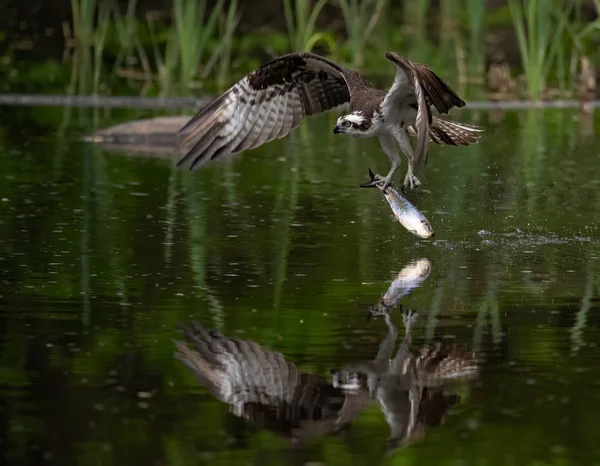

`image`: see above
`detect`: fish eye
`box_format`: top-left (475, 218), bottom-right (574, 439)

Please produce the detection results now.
top-left (343, 121), bottom-right (352, 127)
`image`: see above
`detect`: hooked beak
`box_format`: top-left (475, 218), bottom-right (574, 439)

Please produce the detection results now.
top-left (333, 125), bottom-right (341, 134)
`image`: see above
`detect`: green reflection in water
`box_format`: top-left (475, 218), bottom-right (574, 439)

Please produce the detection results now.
top-left (0, 107), bottom-right (600, 465)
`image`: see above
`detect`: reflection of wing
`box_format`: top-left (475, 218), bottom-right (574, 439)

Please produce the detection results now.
top-left (177, 52), bottom-right (360, 171)
top-left (381, 383), bottom-right (461, 453)
top-left (337, 308), bottom-right (478, 454)
top-left (378, 348), bottom-right (477, 453)
top-left (174, 321), bottom-right (369, 439)
top-left (175, 321), bottom-right (300, 408)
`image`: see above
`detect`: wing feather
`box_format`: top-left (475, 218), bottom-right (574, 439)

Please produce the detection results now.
top-left (182, 86), bottom-right (251, 169)
top-left (178, 91), bottom-right (231, 139)
top-left (252, 87), bottom-right (286, 148)
top-left (430, 117), bottom-right (483, 146)
top-left (412, 72), bottom-right (430, 169)
top-left (407, 117), bottom-right (483, 147)
top-left (383, 54), bottom-right (431, 170)
top-left (278, 88), bottom-right (294, 139)
top-left (382, 52), bottom-right (471, 172)
top-left (232, 92), bottom-right (277, 153)
top-left (412, 63), bottom-right (465, 114)
top-left (252, 96), bottom-right (280, 148)
top-left (267, 86), bottom-right (288, 141)
top-left (203, 83), bottom-right (266, 161)
top-left (290, 88), bottom-right (304, 130)
top-left (175, 322), bottom-right (304, 407)
top-left (177, 52), bottom-right (353, 171)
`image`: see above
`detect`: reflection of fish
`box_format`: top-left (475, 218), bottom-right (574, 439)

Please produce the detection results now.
top-left (381, 258), bottom-right (432, 308)
top-left (174, 322), bottom-right (370, 442)
top-left (368, 258), bottom-right (432, 323)
top-left (361, 169), bottom-right (434, 239)
top-left (333, 309), bottom-right (478, 455)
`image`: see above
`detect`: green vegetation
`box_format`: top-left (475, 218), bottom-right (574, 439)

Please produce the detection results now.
top-left (507, 0), bottom-right (568, 99)
top-left (505, 0), bottom-right (600, 99)
top-left (146, 0), bottom-right (236, 94)
top-left (67, 0), bottom-right (112, 94)
top-left (464, 0), bottom-right (485, 86)
top-left (282, 0), bottom-right (334, 53)
top-left (0, 0), bottom-right (599, 99)
top-left (337, 0), bottom-right (389, 67)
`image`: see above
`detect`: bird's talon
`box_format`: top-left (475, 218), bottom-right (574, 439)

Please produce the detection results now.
top-left (402, 309), bottom-right (419, 329)
top-left (402, 174), bottom-right (422, 192)
top-left (373, 175), bottom-right (393, 192)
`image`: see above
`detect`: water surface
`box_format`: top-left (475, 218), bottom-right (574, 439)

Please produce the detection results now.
top-left (1, 106), bottom-right (599, 465)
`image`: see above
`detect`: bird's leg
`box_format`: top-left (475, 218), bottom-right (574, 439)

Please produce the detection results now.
top-left (375, 160), bottom-right (401, 192)
top-left (373, 134), bottom-right (402, 191)
top-left (371, 305), bottom-right (398, 367)
top-left (395, 131), bottom-right (422, 191)
top-left (389, 308), bottom-right (418, 375)
top-left (401, 309), bottom-right (419, 339)
top-left (403, 165), bottom-right (421, 191)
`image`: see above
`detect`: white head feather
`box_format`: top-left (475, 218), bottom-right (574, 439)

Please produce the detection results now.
top-left (341, 114), bottom-right (367, 126)
top-left (334, 113), bottom-right (374, 138)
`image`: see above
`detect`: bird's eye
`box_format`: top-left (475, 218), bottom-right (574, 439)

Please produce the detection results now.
top-left (343, 121), bottom-right (352, 127)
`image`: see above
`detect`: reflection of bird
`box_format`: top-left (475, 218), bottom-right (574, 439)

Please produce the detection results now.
top-left (174, 322), bottom-right (370, 441)
top-left (175, 258), bottom-right (476, 452)
top-left (177, 52), bottom-right (482, 191)
top-left (333, 309), bottom-right (478, 454)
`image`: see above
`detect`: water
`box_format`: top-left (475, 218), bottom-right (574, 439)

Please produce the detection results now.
top-left (1, 106), bottom-right (600, 465)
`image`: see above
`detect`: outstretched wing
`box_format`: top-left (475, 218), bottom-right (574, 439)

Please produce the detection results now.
top-left (381, 52), bottom-right (466, 171)
top-left (177, 53), bottom-right (353, 170)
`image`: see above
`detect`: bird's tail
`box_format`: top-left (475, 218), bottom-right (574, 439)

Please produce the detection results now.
top-left (414, 343), bottom-right (479, 386)
top-left (428, 117), bottom-right (483, 147)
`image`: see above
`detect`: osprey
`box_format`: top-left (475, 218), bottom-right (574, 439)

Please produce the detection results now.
top-left (177, 51), bottom-right (482, 190)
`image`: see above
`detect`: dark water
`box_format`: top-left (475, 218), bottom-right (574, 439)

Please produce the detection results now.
top-left (1, 106), bottom-right (600, 466)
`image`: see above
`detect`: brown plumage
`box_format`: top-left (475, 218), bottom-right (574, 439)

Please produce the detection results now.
top-left (334, 309), bottom-right (478, 454)
top-left (177, 51), bottom-right (482, 191)
top-left (177, 53), bottom-right (365, 171)
top-left (174, 321), bottom-right (370, 441)
top-left (407, 116), bottom-right (483, 147)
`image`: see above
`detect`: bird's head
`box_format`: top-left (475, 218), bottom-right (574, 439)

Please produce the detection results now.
top-left (330, 368), bottom-right (368, 392)
top-left (333, 113), bottom-right (371, 137)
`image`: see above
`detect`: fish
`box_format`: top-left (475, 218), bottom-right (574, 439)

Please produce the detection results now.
top-left (360, 168), bottom-right (435, 239)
